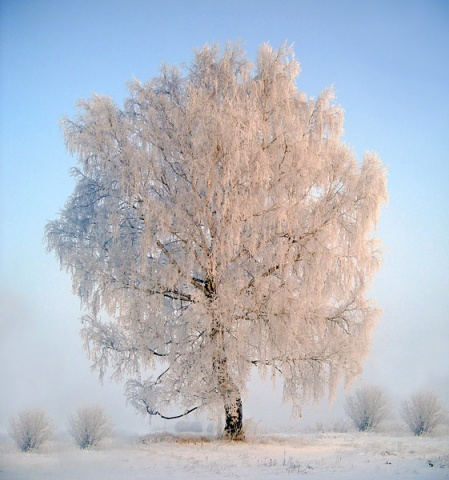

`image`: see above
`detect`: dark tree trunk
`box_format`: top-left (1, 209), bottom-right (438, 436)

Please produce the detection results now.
top-left (209, 311), bottom-right (244, 439)
top-left (224, 397), bottom-right (243, 439)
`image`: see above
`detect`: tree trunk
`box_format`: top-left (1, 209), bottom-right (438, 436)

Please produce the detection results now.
top-left (224, 397), bottom-right (243, 439)
top-left (210, 313), bottom-right (244, 439)
top-left (215, 364), bottom-right (244, 439)
top-left (216, 364), bottom-right (244, 439)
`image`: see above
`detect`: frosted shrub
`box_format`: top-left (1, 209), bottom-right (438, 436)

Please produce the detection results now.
top-left (67, 405), bottom-right (112, 448)
top-left (8, 409), bottom-right (54, 452)
top-left (401, 391), bottom-right (447, 436)
top-left (344, 385), bottom-right (389, 431)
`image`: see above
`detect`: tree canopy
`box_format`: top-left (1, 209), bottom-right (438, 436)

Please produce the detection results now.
top-left (46, 43), bottom-right (387, 438)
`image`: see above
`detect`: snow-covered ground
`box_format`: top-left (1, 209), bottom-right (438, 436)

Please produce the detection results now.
top-left (1, 430), bottom-right (448, 479)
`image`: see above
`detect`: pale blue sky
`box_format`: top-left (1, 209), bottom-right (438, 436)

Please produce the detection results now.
top-left (1, 0), bottom-right (448, 432)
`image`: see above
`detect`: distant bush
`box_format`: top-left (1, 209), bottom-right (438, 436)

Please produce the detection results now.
top-left (344, 385), bottom-right (389, 431)
top-left (401, 391), bottom-right (447, 436)
top-left (67, 405), bottom-right (112, 449)
top-left (8, 409), bottom-right (54, 452)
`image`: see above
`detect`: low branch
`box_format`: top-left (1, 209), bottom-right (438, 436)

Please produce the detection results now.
top-left (145, 405), bottom-right (199, 420)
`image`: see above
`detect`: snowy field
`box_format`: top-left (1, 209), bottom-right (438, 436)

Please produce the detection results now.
top-left (1, 431), bottom-right (448, 479)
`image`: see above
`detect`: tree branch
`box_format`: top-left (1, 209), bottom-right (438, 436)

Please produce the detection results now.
top-left (145, 404), bottom-right (199, 420)
top-left (242, 264), bottom-right (279, 294)
top-left (250, 359), bottom-right (283, 374)
top-left (156, 240), bottom-right (209, 297)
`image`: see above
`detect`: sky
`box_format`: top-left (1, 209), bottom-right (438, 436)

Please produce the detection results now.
top-left (1, 0), bottom-right (448, 435)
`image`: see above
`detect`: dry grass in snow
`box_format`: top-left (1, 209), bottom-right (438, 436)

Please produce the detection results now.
top-left (1, 431), bottom-right (448, 479)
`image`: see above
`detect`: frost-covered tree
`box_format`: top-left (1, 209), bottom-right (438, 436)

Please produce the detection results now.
top-left (401, 391), bottom-right (447, 436)
top-left (8, 409), bottom-right (54, 452)
top-left (67, 405), bottom-right (113, 448)
top-left (46, 43), bottom-right (387, 438)
top-left (344, 385), bottom-right (389, 431)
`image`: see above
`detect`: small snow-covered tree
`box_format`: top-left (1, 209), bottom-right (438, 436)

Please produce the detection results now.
top-left (45, 43), bottom-right (387, 438)
top-left (344, 385), bottom-right (389, 431)
top-left (401, 391), bottom-right (447, 436)
top-left (67, 405), bottom-right (112, 448)
top-left (8, 409), bottom-right (54, 452)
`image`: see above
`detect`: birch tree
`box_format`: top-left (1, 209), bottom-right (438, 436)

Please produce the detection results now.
top-left (46, 43), bottom-right (387, 438)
